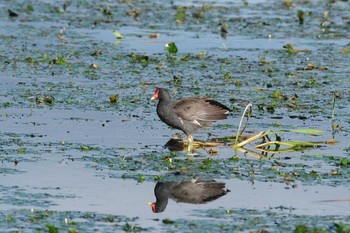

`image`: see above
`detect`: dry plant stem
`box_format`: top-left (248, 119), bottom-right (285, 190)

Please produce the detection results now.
top-left (234, 103), bottom-right (253, 146)
top-left (196, 141), bottom-right (224, 148)
top-left (234, 131), bottom-right (265, 148)
top-left (239, 104), bottom-right (253, 136)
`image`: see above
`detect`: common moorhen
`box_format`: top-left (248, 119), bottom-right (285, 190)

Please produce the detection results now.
top-left (148, 179), bottom-right (229, 213)
top-left (151, 88), bottom-right (230, 154)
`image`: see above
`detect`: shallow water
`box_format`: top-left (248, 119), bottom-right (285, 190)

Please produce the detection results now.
top-left (1, 0), bottom-right (350, 232)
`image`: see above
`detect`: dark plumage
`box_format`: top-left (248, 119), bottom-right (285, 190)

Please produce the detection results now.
top-left (149, 179), bottom-right (229, 213)
top-left (151, 88), bottom-right (230, 154)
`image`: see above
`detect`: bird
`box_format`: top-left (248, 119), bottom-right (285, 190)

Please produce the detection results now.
top-left (148, 179), bottom-right (229, 213)
top-left (151, 88), bottom-right (230, 154)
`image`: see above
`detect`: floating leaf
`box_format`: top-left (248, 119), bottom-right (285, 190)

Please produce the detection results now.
top-left (193, 4), bottom-right (209, 18)
top-left (226, 209), bottom-right (234, 214)
top-left (80, 145), bottom-right (98, 151)
top-left (284, 44), bottom-right (297, 54)
top-left (175, 6), bottom-right (186, 23)
top-left (26, 5), bottom-right (34, 12)
top-left (334, 222), bottom-right (350, 233)
top-left (68, 228), bottom-right (78, 233)
top-left (264, 128), bottom-right (323, 136)
top-left (256, 141), bottom-right (320, 150)
top-left (290, 128), bottom-right (323, 135)
top-left (198, 51), bottom-right (207, 57)
top-left (126, 7), bottom-right (141, 17)
top-left (164, 42), bottom-right (178, 54)
top-left (122, 223), bottom-right (143, 232)
top-left (24, 57), bottom-right (39, 64)
top-left (296, 63), bottom-right (328, 71)
top-left (221, 23), bottom-right (229, 33)
top-left (234, 80), bottom-right (242, 87)
top-left (173, 75), bottom-right (181, 84)
top-left (137, 174), bottom-right (145, 183)
top-left (109, 94), bottom-right (119, 103)
top-left (17, 148), bottom-right (26, 154)
top-left (162, 218), bottom-right (175, 224)
top-left (44, 95), bottom-right (55, 104)
top-left (297, 10), bottom-right (304, 25)
top-left (283, 44), bottom-right (311, 54)
top-left (89, 63), bottom-right (99, 69)
top-left (127, 53), bottom-right (149, 64)
top-left (224, 72), bottom-right (231, 79)
top-left (106, 215), bottom-right (114, 222)
top-left (283, 0), bottom-right (295, 9)
top-left (341, 47), bottom-right (349, 55)
top-left (8, 9), bottom-right (19, 17)
top-left (339, 158), bottom-right (349, 167)
top-left (46, 224), bottom-right (59, 233)
top-left (80, 145), bottom-right (90, 150)
top-left (49, 56), bottom-right (67, 65)
top-left (113, 30), bottom-right (123, 39)
top-left (271, 90), bottom-right (288, 100)
top-left (90, 49), bottom-right (103, 57)
top-left (103, 5), bottom-right (112, 16)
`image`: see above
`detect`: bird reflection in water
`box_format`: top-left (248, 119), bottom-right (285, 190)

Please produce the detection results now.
top-left (164, 137), bottom-right (225, 153)
top-left (148, 179), bottom-right (229, 213)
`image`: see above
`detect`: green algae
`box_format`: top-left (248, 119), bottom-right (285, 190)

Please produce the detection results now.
top-left (0, 0), bottom-right (350, 232)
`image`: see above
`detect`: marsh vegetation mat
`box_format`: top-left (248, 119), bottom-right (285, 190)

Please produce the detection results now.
top-left (1, 0), bottom-right (349, 232)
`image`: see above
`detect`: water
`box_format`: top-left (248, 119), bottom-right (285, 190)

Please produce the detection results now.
top-left (1, 0), bottom-right (350, 231)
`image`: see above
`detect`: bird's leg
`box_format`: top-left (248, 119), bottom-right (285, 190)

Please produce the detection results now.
top-left (187, 134), bottom-right (194, 154)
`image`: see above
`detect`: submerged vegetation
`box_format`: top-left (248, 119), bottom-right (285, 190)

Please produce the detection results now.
top-left (0, 0), bottom-right (349, 232)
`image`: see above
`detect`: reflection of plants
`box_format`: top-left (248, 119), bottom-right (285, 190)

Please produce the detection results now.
top-left (331, 92), bottom-right (340, 139)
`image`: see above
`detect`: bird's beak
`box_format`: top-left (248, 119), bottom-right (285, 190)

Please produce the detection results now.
top-left (148, 201), bottom-right (157, 213)
top-left (151, 88), bottom-right (160, 100)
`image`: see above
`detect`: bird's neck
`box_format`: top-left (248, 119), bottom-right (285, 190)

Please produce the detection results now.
top-left (157, 97), bottom-right (172, 113)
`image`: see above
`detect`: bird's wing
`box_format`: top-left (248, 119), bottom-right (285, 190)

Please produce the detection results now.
top-left (171, 180), bottom-right (205, 203)
top-left (171, 180), bottom-right (227, 204)
top-left (172, 97), bottom-right (229, 122)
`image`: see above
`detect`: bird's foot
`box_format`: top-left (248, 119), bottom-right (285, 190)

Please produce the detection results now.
top-left (187, 148), bottom-right (199, 156)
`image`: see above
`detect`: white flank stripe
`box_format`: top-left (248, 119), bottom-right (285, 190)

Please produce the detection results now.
top-left (178, 117), bottom-right (184, 124)
top-left (193, 120), bottom-right (202, 126)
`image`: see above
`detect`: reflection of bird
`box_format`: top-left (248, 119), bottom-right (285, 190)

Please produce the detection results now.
top-left (148, 179), bottom-right (229, 213)
top-left (151, 88), bottom-right (230, 154)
